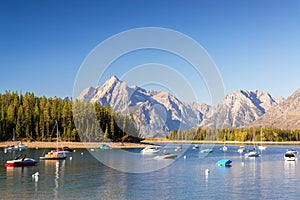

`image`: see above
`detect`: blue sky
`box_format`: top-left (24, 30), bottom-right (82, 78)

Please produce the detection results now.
top-left (1, 0), bottom-right (299, 104)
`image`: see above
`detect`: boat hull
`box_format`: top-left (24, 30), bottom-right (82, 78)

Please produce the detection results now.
top-left (154, 154), bottom-right (177, 159)
top-left (5, 158), bottom-right (38, 167)
top-left (40, 156), bottom-right (67, 160)
top-left (245, 152), bottom-right (260, 157)
top-left (216, 159), bottom-right (232, 167)
top-left (200, 149), bottom-right (213, 153)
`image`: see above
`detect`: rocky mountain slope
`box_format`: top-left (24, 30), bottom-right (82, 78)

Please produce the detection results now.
top-left (78, 76), bottom-right (211, 136)
top-left (250, 89), bottom-right (300, 129)
top-left (200, 90), bottom-right (280, 128)
top-left (78, 76), bottom-right (296, 135)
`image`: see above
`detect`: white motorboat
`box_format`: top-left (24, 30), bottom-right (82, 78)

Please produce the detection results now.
top-left (284, 151), bottom-right (296, 161)
top-left (5, 155), bottom-right (37, 167)
top-left (4, 145), bottom-right (19, 151)
top-left (245, 150), bottom-right (260, 158)
top-left (258, 146), bottom-right (267, 150)
top-left (140, 146), bottom-right (160, 154)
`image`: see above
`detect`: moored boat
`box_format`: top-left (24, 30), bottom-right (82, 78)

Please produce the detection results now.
top-left (40, 151), bottom-right (67, 160)
top-left (5, 155), bottom-right (38, 167)
top-left (140, 146), bottom-right (160, 154)
top-left (154, 153), bottom-right (177, 159)
top-left (99, 144), bottom-right (112, 150)
top-left (238, 146), bottom-right (246, 153)
top-left (5, 145), bottom-right (19, 151)
top-left (284, 151), bottom-right (297, 161)
top-left (258, 146), bottom-right (267, 150)
top-left (216, 159), bottom-right (232, 167)
top-left (51, 149), bottom-right (70, 154)
top-left (40, 121), bottom-right (67, 160)
top-left (200, 149), bottom-right (213, 153)
top-left (245, 149), bottom-right (260, 157)
top-left (258, 129), bottom-right (267, 151)
top-left (287, 148), bottom-right (298, 154)
top-left (175, 145), bottom-right (183, 152)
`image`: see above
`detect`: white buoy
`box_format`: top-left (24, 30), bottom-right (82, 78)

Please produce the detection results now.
top-left (36, 147), bottom-right (38, 149)
top-left (241, 162), bottom-right (245, 166)
top-left (205, 169), bottom-right (210, 175)
top-left (32, 172), bottom-right (40, 182)
top-left (4, 149), bottom-right (7, 153)
top-left (69, 157), bottom-right (73, 160)
top-left (32, 172), bottom-right (40, 177)
top-left (81, 152), bottom-right (84, 155)
top-left (73, 150), bottom-right (76, 152)
top-left (183, 155), bottom-right (187, 159)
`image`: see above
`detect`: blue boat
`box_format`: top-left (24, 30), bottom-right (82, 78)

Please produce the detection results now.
top-left (216, 159), bottom-right (232, 167)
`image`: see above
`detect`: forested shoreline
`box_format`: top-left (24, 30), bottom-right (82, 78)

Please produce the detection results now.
top-left (0, 91), bottom-right (139, 142)
top-left (1, 91), bottom-right (300, 143)
top-left (168, 127), bottom-right (300, 142)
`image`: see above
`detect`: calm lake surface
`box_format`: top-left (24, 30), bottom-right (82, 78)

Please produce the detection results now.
top-left (1, 145), bottom-right (300, 199)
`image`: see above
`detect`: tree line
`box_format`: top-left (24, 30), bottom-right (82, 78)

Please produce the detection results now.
top-left (167, 127), bottom-right (300, 142)
top-left (0, 91), bottom-right (140, 142)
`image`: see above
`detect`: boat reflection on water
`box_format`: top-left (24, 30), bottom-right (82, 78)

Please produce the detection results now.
top-left (284, 158), bottom-right (296, 178)
top-left (42, 160), bottom-right (65, 199)
top-left (5, 163), bottom-right (37, 180)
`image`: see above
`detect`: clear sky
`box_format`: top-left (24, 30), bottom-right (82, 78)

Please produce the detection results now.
top-left (1, 0), bottom-right (299, 104)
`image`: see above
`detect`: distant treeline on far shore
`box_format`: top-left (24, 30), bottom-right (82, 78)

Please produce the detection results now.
top-left (167, 127), bottom-right (300, 142)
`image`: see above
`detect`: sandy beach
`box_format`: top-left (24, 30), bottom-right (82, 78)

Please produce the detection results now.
top-left (1, 139), bottom-right (300, 149)
top-left (0, 141), bottom-right (152, 149)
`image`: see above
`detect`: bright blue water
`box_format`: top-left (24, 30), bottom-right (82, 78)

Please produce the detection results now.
top-left (1, 145), bottom-right (300, 199)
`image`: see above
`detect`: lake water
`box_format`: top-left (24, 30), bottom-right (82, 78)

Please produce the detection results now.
top-left (1, 145), bottom-right (300, 199)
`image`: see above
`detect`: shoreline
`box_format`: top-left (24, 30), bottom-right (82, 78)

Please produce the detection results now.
top-left (0, 141), bottom-right (151, 149)
top-left (1, 140), bottom-right (300, 149)
top-left (142, 139), bottom-right (300, 145)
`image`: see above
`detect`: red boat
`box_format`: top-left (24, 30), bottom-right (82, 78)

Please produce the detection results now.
top-left (5, 155), bottom-right (38, 167)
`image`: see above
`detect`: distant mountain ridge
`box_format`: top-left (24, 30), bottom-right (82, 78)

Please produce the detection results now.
top-left (78, 76), bottom-right (299, 135)
top-left (250, 89), bottom-right (300, 129)
top-left (200, 90), bottom-right (280, 128)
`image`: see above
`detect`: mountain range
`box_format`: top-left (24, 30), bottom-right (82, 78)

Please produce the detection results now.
top-left (78, 76), bottom-right (300, 136)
